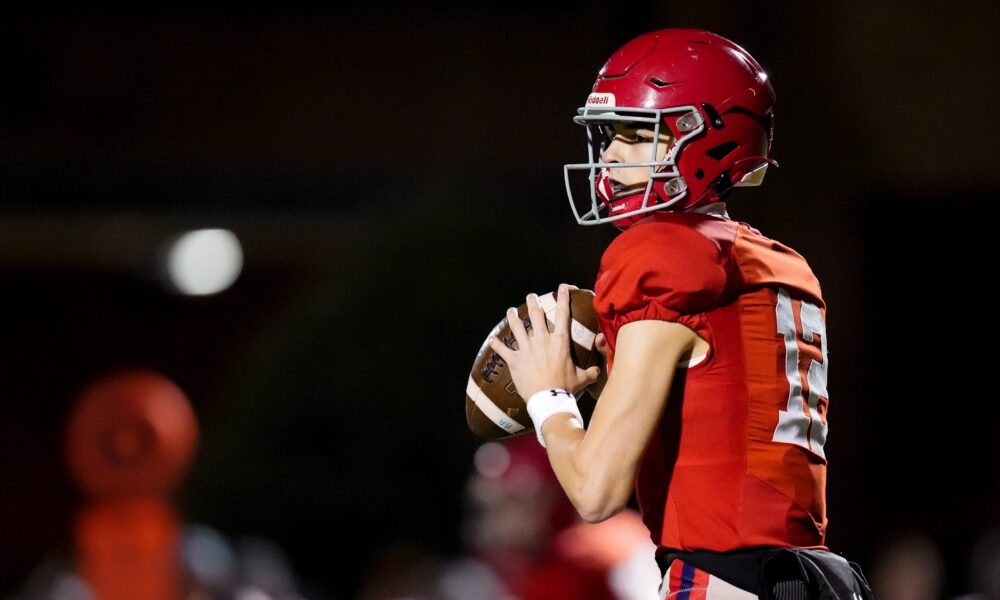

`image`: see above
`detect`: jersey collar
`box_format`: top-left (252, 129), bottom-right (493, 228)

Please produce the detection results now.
top-left (689, 202), bottom-right (730, 220)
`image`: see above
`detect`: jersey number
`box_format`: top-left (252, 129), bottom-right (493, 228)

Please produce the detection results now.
top-left (772, 287), bottom-right (829, 459)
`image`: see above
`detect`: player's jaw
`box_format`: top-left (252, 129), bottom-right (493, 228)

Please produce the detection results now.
top-left (608, 174), bottom-right (651, 200)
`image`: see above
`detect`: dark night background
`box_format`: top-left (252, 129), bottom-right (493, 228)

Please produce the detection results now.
top-left (1, 2), bottom-right (998, 598)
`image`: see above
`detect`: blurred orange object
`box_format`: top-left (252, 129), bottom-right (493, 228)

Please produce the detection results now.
top-left (553, 508), bottom-right (654, 571)
top-left (75, 498), bottom-right (182, 600)
top-left (66, 369), bottom-right (198, 499)
top-left (66, 369), bottom-right (199, 600)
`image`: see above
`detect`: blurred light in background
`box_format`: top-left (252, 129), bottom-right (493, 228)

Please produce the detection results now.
top-left (165, 229), bottom-right (243, 296)
top-left (473, 442), bottom-right (511, 479)
top-left (180, 524), bottom-right (238, 594)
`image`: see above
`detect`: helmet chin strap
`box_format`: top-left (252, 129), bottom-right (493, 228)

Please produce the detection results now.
top-left (599, 174), bottom-right (692, 230)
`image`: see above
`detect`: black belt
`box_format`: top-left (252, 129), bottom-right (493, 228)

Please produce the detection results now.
top-left (656, 547), bottom-right (874, 600)
top-left (655, 546), bottom-right (779, 595)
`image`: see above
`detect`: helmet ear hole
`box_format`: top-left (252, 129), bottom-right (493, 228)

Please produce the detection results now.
top-left (706, 141), bottom-right (739, 160)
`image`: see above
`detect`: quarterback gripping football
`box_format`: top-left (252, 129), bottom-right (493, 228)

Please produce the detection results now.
top-left (465, 288), bottom-right (601, 440)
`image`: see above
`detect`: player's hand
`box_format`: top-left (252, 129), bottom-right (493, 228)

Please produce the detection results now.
top-left (488, 283), bottom-right (601, 399)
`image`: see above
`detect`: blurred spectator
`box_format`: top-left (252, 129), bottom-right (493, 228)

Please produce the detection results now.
top-left (15, 525), bottom-right (317, 600)
top-left (181, 524), bottom-right (239, 599)
top-left (354, 435), bottom-right (660, 600)
top-left (233, 536), bottom-right (304, 600)
top-left (443, 435), bottom-right (659, 600)
top-left (871, 529), bottom-right (945, 600)
top-left (179, 526), bottom-right (312, 600)
top-left (955, 528), bottom-right (1000, 600)
top-left (12, 554), bottom-right (94, 600)
top-left (355, 542), bottom-right (442, 600)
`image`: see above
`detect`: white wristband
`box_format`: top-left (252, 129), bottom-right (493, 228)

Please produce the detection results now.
top-left (526, 388), bottom-right (584, 448)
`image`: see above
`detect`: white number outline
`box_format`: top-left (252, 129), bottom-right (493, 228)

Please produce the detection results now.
top-left (771, 287), bottom-right (829, 458)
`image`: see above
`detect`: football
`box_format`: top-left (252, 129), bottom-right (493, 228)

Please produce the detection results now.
top-left (466, 288), bottom-right (602, 441)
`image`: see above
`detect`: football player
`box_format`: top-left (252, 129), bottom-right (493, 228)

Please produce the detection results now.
top-left (456, 435), bottom-right (662, 600)
top-left (488, 29), bottom-right (873, 600)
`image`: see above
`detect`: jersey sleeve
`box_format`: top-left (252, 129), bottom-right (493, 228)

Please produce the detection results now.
top-left (594, 221), bottom-right (728, 336)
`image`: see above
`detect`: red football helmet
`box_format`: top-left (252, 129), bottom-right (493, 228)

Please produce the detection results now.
top-left (563, 29), bottom-right (776, 230)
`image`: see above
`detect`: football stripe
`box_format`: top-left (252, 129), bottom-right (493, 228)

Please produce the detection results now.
top-left (466, 376), bottom-right (526, 434)
top-left (537, 292), bottom-right (597, 350)
top-left (569, 320), bottom-right (597, 351)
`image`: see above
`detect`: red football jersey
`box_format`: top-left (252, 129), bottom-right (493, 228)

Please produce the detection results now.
top-left (594, 210), bottom-right (829, 553)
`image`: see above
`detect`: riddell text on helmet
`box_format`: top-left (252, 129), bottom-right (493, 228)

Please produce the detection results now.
top-left (586, 93), bottom-right (616, 106)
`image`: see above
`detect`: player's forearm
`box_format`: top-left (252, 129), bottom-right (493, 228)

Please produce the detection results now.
top-left (541, 414), bottom-right (629, 523)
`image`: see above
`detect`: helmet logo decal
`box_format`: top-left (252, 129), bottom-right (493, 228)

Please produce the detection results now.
top-left (586, 93), bottom-right (616, 107)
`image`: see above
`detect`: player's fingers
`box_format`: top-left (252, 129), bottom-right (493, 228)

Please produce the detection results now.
top-left (555, 284), bottom-right (572, 336)
top-left (525, 293), bottom-right (547, 337)
top-left (579, 365), bottom-right (601, 385)
top-left (595, 332), bottom-right (608, 357)
top-left (488, 334), bottom-right (515, 361)
top-left (506, 307), bottom-right (530, 348)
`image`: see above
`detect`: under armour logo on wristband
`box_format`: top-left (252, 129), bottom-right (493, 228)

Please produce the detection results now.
top-left (528, 388), bottom-right (583, 448)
